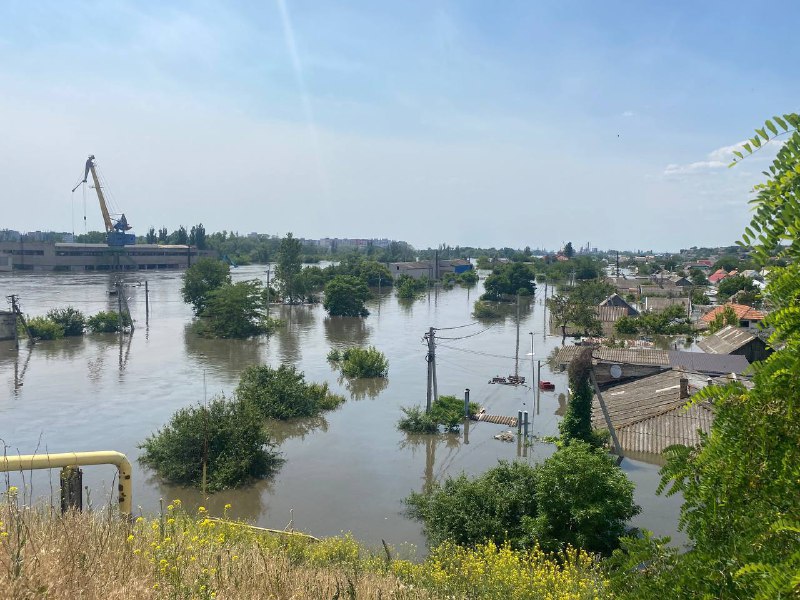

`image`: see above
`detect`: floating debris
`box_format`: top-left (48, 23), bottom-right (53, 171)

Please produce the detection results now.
top-left (494, 430), bottom-right (515, 443)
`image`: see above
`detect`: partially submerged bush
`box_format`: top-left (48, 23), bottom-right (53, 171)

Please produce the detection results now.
top-left (330, 346), bottom-right (389, 378)
top-left (46, 306), bottom-right (85, 336)
top-left (139, 396), bottom-right (282, 491)
top-left (236, 364), bottom-right (345, 419)
top-left (472, 300), bottom-right (504, 319)
top-left (398, 395), bottom-right (478, 433)
top-left (25, 316), bottom-right (64, 340)
top-left (86, 310), bottom-right (131, 333)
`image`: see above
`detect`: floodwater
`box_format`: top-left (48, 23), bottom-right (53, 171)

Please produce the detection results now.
top-left (0, 266), bottom-right (685, 551)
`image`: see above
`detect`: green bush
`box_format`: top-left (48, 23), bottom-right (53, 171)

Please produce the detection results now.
top-left (326, 348), bottom-right (341, 362)
top-left (407, 444), bottom-right (639, 554)
top-left (46, 306), bottom-right (85, 336)
top-left (195, 280), bottom-right (275, 338)
top-left (395, 275), bottom-right (428, 299)
top-left (236, 364), bottom-right (345, 420)
top-left (25, 316), bottom-right (65, 340)
top-left (398, 395), bottom-right (478, 433)
top-left (86, 311), bottom-right (131, 333)
top-left (397, 406), bottom-right (438, 434)
top-left (138, 396), bottom-right (282, 492)
top-left (457, 269), bottom-right (478, 286)
top-left (472, 300), bottom-right (504, 319)
top-left (337, 346), bottom-right (389, 378)
top-left (181, 257), bottom-right (231, 315)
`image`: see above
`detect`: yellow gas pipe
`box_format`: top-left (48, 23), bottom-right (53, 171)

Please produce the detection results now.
top-left (0, 451), bottom-right (132, 516)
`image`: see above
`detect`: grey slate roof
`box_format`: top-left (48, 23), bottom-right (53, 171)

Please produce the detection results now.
top-left (697, 326), bottom-right (758, 354)
top-left (667, 350), bottom-right (750, 376)
top-left (553, 346), bottom-right (670, 367)
top-left (591, 370), bottom-right (715, 454)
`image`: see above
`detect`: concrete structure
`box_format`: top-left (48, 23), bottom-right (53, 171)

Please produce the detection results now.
top-left (697, 325), bottom-right (772, 363)
top-left (0, 241), bottom-right (215, 271)
top-left (389, 258), bottom-right (472, 280)
top-left (0, 311), bottom-right (16, 341)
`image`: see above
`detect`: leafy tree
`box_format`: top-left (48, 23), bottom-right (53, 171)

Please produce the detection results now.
top-left (717, 274), bottom-right (758, 300)
top-left (157, 227), bottom-right (168, 243)
top-left (46, 306), bottom-right (85, 336)
top-left (610, 113), bottom-right (800, 600)
top-left (559, 348), bottom-right (599, 446)
top-left (689, 268), bottom-right (708, 286)
top-left (547, 294), bottom-right (572, 343)
top-left (145, 227), bottom-right (157, 244)
top-left (236, 364), bottom-right (345, 420)
top-left (570, 280), bottom-right (615, 305)
top-left (690, 288), bottom-right (710, 305)
top-left (482, 262), bottom-right (536, 300)
top-left (614, 315), bottom-right (639, 335)
top-left (358, 260), bottom-right (393, 287)
top-left (530, 442), bottom-right (639, 555)
top-left (324, 275), bottom-right (370, 317)
top-left (139, 396), bottom-right (281, 492)
top-left (172, 225), bottom-right (188, 245)
top-left (457, 269), bottom-right (478, 286)
top-left (181, 257), bottom-right (231, 316)
top-left (277, 232), bottom-right (303, 303)
top-left (564, 242), bottom-right (575, 258)
top-left (398, 396), bottom-right (479, 434)
top-left (196, 280), bottom-right (272, 338)
top-left (712, 254), bottom-right (741, 271)
top-left (708, 305), bottom-right (738, 333)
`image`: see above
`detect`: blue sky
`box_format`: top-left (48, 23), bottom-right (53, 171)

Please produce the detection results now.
top-left (1, 1), bottom-right (797, 250)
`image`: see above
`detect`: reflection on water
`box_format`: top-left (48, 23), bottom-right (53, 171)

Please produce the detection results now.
top-left (323, 316), bottom-right (370, 347)
top-left (275, 305), bottom-right (316, 364)
top-left (147, 474), bottom-right (272, 523)
top-left (267, 415), bottom-right (329, 445)
top-left (183, 324), bottom-right (265, 378)
top-left (341, 376), bottom-right (388, 400)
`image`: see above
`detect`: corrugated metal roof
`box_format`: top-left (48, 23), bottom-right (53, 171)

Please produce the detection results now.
top-left (553, 346), bottom-right (670, 367)
top-left (697, 326), bottom-right (759, 354)
top-left (592, 370), bottom-right (716, 454)
top-left (667, 350), bottom-right (750, 375)
top-left (596, 306), bottom-right (629, 323)
top-left (644, 296), bottom-right (689, 312)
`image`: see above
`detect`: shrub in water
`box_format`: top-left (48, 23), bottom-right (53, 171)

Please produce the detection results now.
top-left (339, 346), bottom-right (388, 378)
top-left (25, 316), bottom-right (64, 340)
top-left (87, 311), bottom-right (131, 333)
top-left (46, 306), bottom-right (85, 336)
top-left (472, 300), bottom-right (504, 320)
top-left (139, 396), bottom-right (282, 491)
top-left (236, 364), bottom-right (345, 420)
top-left (398, 395), bottom-right (478, 433)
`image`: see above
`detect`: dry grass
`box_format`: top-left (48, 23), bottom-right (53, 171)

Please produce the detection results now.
top-left (1, 489), bottom-right (609, 599)
top-left (0, 493), bottom-right (422, 599)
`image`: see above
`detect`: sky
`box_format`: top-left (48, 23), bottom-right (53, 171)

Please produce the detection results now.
top-left (1, 1), bottom-right (798, 251)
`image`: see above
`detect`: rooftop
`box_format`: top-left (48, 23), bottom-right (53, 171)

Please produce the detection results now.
top-left (701, 303), bottom-right (765, 324)
top-left (697, 326), bottom-right (762, 354)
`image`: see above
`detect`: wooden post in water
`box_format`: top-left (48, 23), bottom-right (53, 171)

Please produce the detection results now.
top-left (145, 280), bottom-right (149, 322)
top-left (60, 466), bottom-right (82, 513)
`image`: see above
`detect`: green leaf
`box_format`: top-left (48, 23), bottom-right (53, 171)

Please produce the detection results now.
top-left (774, 115), bottom-right (788, 130)
top-left (765, 120), bottom-right (778, 136)
top-left (744, 143), bottom-right (752, 153)
top-left (756, 128), bottom-right (768, 139)
top-left (733, 150), bottom-right (743, 159)
top-left (752, 136), bottom-right (762, 148)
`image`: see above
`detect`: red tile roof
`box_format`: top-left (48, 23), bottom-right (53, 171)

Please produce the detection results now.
top-left (708, 269), bottom-right (728, 284)
top-left (701, 303), bottom-right (766, 324)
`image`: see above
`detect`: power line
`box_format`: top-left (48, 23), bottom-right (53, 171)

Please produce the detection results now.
top-left (434, 322), bottom-right (481, 331)
top-left (435, 325), bottom-right (495, 341)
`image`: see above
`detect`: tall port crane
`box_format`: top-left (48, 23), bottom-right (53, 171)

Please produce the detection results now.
top-left (71, 155), bottom-right (135, 246)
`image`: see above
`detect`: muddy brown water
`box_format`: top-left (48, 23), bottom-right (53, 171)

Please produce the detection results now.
top-left (0, 266), bottom-right (685, 552)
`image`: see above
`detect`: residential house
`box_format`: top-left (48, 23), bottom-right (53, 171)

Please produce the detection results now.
top-left (708, 269), bottom-right (729, 284)
top-left (697, 325), bottom-right (772, 363)
top-left (641, 296), bottom-right (690, 314)
top-left (701, 303), bottom-right (765, 330)
top-left (599, 294), bottom-right (639, 316)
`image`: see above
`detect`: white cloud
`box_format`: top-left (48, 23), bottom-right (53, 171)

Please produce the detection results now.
top-left (622, 110), bottom-right (635, 117)
top-left (663, 160), bottom-right (726, 175)
top-left (707, 140), bottom-right (748, 162)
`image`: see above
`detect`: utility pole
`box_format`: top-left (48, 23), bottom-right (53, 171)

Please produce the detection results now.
top-left (265, 267), bottom-right (272, 319)
top-left (514, 293), bottom-right (521, 379)
top-left (424, 327), bottom-right (438, 412)
top-left (529, 332), bottom-right (535, 426)
top-left (144, 280), bottom-right (149, 325)
top-left (7, 295), bottom-right (33, 347)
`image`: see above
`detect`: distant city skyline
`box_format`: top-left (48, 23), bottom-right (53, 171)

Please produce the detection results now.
top-left (1, 2), bottom-right (797, 250)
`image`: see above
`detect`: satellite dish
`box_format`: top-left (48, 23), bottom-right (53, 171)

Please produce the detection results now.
top-left (609, 364), bottom-right (623, 379)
